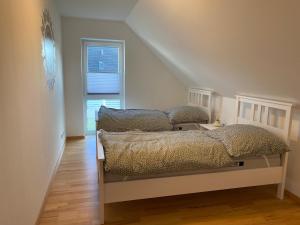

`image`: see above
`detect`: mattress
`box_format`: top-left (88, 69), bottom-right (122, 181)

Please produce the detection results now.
top-left (104, 154), bottom-right (281, 182)
top-left (173, 122), bottom-right (205, 131)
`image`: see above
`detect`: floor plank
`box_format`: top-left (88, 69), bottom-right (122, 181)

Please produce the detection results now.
top-left (38, 136), bottom-right (300, 225)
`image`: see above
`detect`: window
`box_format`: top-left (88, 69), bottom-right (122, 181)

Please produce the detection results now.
top-left (83, 40), bottom-right (125, 134)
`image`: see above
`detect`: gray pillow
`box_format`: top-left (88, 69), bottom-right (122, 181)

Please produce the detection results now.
top-left (98, 106), bottom-right (173, 132)
top-left (166, 106), bottom-right (209, 124)
top-left (206, 124), bottom-right (288, 158)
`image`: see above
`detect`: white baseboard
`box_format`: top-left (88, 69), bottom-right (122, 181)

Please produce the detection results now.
top-left (35, 139), bottom-right (66, 225)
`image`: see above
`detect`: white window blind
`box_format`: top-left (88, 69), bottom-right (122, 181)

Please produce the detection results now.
top-left (86, 46), bottom-right (121, 94)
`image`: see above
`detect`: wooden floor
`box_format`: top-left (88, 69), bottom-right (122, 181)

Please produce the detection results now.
top-left (38, 136), bottom-right (300, 225)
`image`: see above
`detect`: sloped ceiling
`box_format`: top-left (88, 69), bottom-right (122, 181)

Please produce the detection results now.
top-left (55, 0), bottom-right (138, 21)
top-left (126, 0), bottom-right (300, 101)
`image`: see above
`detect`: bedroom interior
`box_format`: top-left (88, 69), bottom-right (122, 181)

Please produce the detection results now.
top-left (0, 1), bottom-right (300, 225)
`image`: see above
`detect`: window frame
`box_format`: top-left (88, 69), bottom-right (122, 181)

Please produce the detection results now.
top-left (82, 39), bottom-right (125, 135)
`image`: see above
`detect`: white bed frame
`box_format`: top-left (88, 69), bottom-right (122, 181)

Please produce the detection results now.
top-left (96, 92), bottom-right (293, 224)
top-left (188, 88), bottom-right (213, 123)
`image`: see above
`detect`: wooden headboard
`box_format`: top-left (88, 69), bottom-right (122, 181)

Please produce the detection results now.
top-left (188, 88), bottom-right (213, 123)
top-left (235, 95), bottom-right (293, 143)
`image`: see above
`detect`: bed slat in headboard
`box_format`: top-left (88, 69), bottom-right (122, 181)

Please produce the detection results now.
top-left (188, 88), bottom-right (213, 123)
top-left (235, 95), bottom-right (293, 143)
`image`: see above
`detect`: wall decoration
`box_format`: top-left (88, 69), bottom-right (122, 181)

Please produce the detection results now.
top-left (41, 9), bottom-right (56, 90)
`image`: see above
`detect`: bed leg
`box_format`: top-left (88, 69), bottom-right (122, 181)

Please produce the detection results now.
top-left (99, 161), bottom-right (105, 224)
top-left (277, 152), bottom-right (289, 200)
top-left (277, 183), bottom-right (285, 200)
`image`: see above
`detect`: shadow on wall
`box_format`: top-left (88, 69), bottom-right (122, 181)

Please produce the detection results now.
top-left (290, 108), bottom-right (300, 143)
top-left (287, 108), bottom-right (300, 197)
top-left (211, 92), bottom-right (227, 123)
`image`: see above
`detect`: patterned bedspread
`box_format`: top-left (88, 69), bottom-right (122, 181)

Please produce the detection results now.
top-left (99, 125), bottom-right (287, 176)
top-left (99, 130), bottom-right (233, 176)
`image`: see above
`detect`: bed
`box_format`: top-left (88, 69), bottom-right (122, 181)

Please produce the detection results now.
top-left (95, 88), bottom-right (213, 131)
top-left (96, 90), bottom-right (293, 224)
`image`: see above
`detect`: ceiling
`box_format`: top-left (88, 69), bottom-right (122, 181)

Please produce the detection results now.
top-left (55, 0), bottom-right (138, 21)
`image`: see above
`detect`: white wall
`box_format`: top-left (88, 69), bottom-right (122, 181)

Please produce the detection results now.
top-left (62, 17), bottom-right (186, 136)
top-left (219, 97), bottom-right (237, 125)
top-left (127, 0), bottom-right (300, 101)
top-left (0, 1), bottom-right (65, 225)
top-left (219, 97), bottom-right (300, 197)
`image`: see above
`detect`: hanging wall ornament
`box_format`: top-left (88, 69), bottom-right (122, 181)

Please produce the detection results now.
top-left (41, 9), bottom-right (56, 90)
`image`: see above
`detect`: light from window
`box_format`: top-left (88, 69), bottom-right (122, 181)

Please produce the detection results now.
top-left (86, 46), bottom-right (120, 94)
top-left (87, 46), bottom-right (119, 73)
top-left (86, 99), bottom-right (121, 132)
